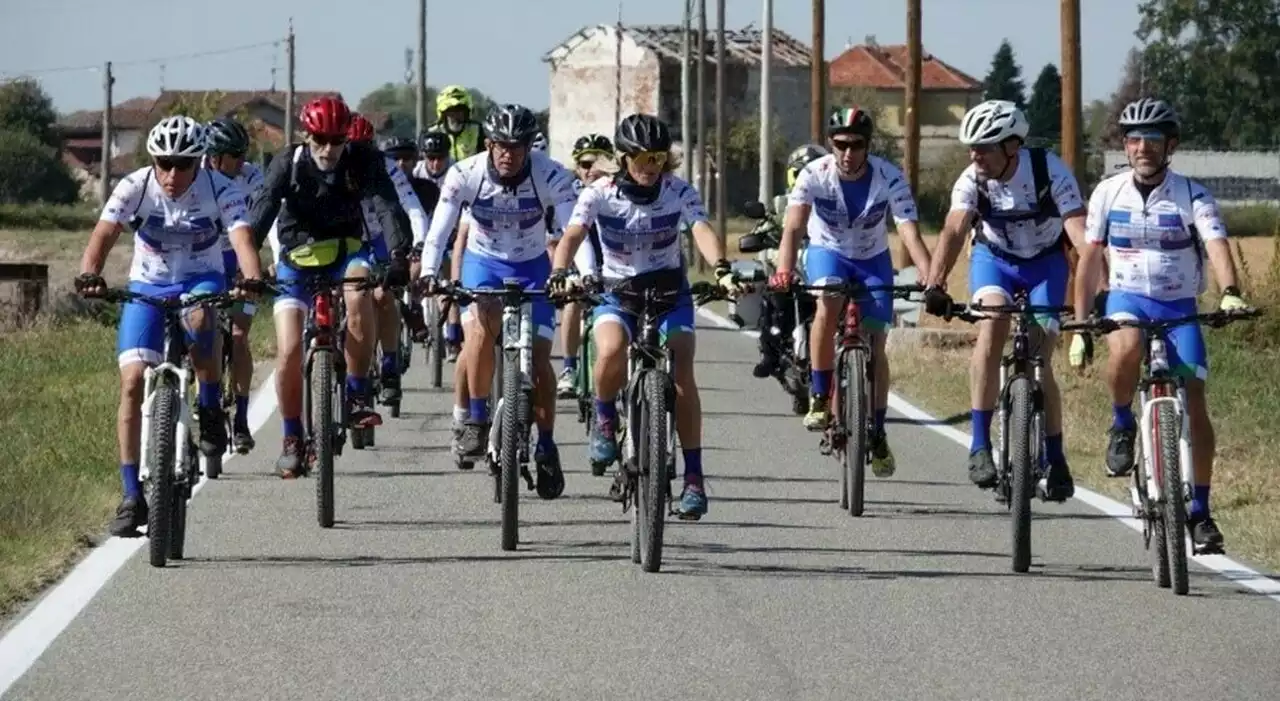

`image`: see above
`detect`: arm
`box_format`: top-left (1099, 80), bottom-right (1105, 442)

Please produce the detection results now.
top-left (925, 172), bottom-right (980, 289)
top-left (449, 217), bottom-right (469, 282)
top-left (1192, 187), bottom-right (1239, 293)
top-left (80, 220), bottom-right (125, 276)
top-left (675, 179), bottom-right (725, 266)
top-left (422, 164), bottom-right (469, 272)
top-left (214, 181), bottom-right (263, 280)
top-left (386, 158), bottom-right (428, 246)
top-left (573, 227), bottom-right (599, 276)
top-left (81, 173), bottom-right (142, 276)
top-left (553, 184), bottom-right (601, 271)
top-left (1072, 185), bottom-right (1111, 320)
top-left (364, 150), bottom-right (412, 257)
top-left (886, 167), bottom-right (932, 273)
top-left (248, 148), bottom-right (291, 249)
top-left (776, 165), bottom-right (817, 274)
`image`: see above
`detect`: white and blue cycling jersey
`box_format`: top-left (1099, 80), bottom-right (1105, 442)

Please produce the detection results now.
top-left (788, 153), bottom-right (918, 261)
top-left (364, 156), bottom-right (428, 254)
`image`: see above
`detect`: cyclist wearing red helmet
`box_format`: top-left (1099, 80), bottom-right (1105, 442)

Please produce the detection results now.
top-left (247, 95), bottom-right (414, 478)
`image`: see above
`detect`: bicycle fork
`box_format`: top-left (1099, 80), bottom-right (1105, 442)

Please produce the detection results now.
top-left (1135, 388), bottom-right (1192, 518)
top-left (139, 364), bottom-right (192, 484)
top-left (488, 302), bottom-right (536, 488)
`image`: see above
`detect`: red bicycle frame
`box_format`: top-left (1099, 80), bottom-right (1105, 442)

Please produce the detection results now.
top-left (829, 297), bottom-right (866, 433)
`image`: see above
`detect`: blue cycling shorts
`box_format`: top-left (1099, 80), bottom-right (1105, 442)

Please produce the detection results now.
top-left (459, 251), bottom-right (555, 341)
top-left (968, 243), bottom-right (1069, 333)
top-left (117, 273), bottom-right (224, 368)
top-left (1106, 291), bottom-right (1207, 380)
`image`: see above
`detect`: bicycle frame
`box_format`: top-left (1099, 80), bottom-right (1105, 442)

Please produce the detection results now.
top-left (484, 281), bottom-right (536, 469)
top-left (620, 290), bottom-right (678, 483)
top-left (139, 309), bottom-right (196, 484)
top-left (995, 292), bottom-right (1047, 480)
top-left (1134, 336), bottom-right (1192, 515)
top-left (301, 286), bottom-right (350, 455)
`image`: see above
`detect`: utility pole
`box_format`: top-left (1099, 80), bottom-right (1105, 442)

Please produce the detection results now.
top-left (904, 0), bottom-right (922, 195)
top-left (614, 6), bottom-right (623, 127)
top-left (1060, 0), bottom-right (1083, 182)
top-left (758, 0), bottom-right (774, 203)
top-left (284, 19), bottom-right (296, 146)
top-left (416, 0), bottom-right (427, 137)
top-left (810, 0), bottom-right (825, 141)
top-left (99, 62), bottom-right (113, 206)
top-left (680, 0), bottom-right (693, 185)
top-left (696, 0), bottom-right (707, 202)
top-left (715, 0), bottom-right (727, 253)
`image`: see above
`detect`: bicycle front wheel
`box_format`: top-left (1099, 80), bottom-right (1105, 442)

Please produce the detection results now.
top-left (840, 348), bottom-right (869, 517)
top-left (1008, 376), bottom-right (1034, 573)
top-left (639, 370), bottom-right (670, 573)
top-left (1157, 401), bottom-right (1188, 595)
top-left (312, 350), bottom-right (336, 528)
top-left (427, 298), bottom-right (444, 389)
top-left (499, 349), bottom-right (522, 551)
top-left (146, 381), bottom-right (178, 567)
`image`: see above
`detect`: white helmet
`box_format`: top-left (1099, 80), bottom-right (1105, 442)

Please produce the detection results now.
top-left (1118, 98), bottom-right (1180, 135)
top-left (146, 116), bottom-right (206, 158)
top-left (958, 100), bottom-right (1029, 146)
top-left (530, 132), bottom-right (548, 152)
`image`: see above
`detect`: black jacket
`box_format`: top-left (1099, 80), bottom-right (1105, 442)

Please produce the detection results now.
top-left (250, 140), bottom-right (412, 257)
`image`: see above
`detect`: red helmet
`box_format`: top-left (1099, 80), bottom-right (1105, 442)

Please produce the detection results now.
top-left (347, 114), bottom-right (375, 143)
top-left (299, 96), bottom-right (351, 138)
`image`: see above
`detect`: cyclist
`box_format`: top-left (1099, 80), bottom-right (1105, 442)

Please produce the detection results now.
top-left (1072, 98), bottom-right (1247, 553)
top-left (383, 135), bottom-right (442, 347)
top-left (549, 113), bottom-right (740, 518)
top-left (413, 131), bottom-right (464, 358)
top-left (347, 115), bottom-right (428, 407)
top-left (921, 99), bottom-right (1087, 500)
top-left (75, 116), bottom-right (260, 536)
top-left (248, 96), bottom-right (413, 478)
top-left (751, 143), bottom-right (826, 379)
top-left (428, 85), bottom-right (484, 162)
top-left (770, 107), bottom-right (933, 478)
top-left (555, 133), bottom-right (615, 398)
top-left (419, 103), bottom-right (578, 481)
top-left (203, 117), bottom-right (264, 453)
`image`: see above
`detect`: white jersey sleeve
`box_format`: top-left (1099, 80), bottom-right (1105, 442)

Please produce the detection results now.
top-left (100, 167), bottom-right (151, 224)
top-left (1191, 183), bottom-right (1227, 243)
top-left (385, 157), bottom-right (427, 244)
top-left (422, 160), bottom-right (476, 272)
top-left (1045, 151), bottom-right (1085, 215)
top-left (883, 161), bottom-right (919, 225)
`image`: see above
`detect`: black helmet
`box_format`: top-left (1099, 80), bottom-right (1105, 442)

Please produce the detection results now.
top-left (572, 133), bottom-right (614, 159)
top-left (380, 136), bottom-right (418, 155)
top-left (787, 144), bottom-right (829, 171)
top-left (419, 131), bottom-right (451, 156)
top-left (482, 104), bottom-right (540, 144)
top-left (205, 117), bottom-right (249, 156)
top-left (828, 106), bottom-right (874, 139)
top-left (615, 114), bottom-right (672, 155)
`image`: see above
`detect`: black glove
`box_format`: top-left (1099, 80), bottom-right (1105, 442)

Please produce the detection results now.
top-left (383, 256), bottom-right (410, 288)
top-left (923, 286), bottom-right (953, 318)
top-left (74, 272), bottom-right (105, 297)
top-left (547, 268), bottom-right (571, 298)
top-left (581, 274), bottom-right (601, 293)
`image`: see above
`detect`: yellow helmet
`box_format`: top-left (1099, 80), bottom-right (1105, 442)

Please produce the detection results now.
top-left (435, 85), bottom-right (473, 117)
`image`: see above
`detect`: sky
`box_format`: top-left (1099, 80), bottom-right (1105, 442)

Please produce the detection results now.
top-left (0, 0), bottom-right (1142, 115)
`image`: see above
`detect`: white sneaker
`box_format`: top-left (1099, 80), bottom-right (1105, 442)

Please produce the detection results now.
top-left (556, 367), bottom-right (577, 398)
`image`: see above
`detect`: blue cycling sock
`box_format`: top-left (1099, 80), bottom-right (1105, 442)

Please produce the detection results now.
top-left (595, 399), bottom-right (617, 423)
top-left (1191, 484), bottom-right (1211, 519)
top-left (380, 353), bottom-right (397, 377)
top-left (564, 356), bottom-right (577, 372)
top-left (120, 463), bottom-right (141, 499)
top-left (197, 381), bottom-right (220, 410)
top-left (445, 324), bottom-right (462, 343)
top-left (1112, 404), bottom-right (1136, 431)
top-left (469, 397), bottom-right (489, 424)
top-left (1046, 433), bottom-right (1066, 466)
top-left (282, 417), bottom-right (303, 439)
top-left (346, 375), bottom-right (368, 396)
top-left (234, 395), bottom-right (250, 430)
top-left (682, 448), bottom-right (703, 484)
top-left (874, 408), bottom-right (887, 435)
top-left (537, 426), bottom-right (554, 450)
top-left (811, 370), bottom-right (833, 397)
top-left (971, 409), bottom-right (994, 453)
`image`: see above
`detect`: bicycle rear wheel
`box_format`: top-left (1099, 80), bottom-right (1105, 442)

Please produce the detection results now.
top-left (146, 381), bottom-right (178, 567)
top-left (499, 348), bottom-right (522, 551)
top-left (639, 370), bottom-right (670, 573)
top-left (1008, 376), bottom-right (1034, 573)
top-left (1156, 401), bottom-right (1188, 595)
top-left (427, 298), bottom-right (444, 388)
top-left (841, 348), bottom-right (869, 517)
top-left (312, 350), bottom-right (336, 528)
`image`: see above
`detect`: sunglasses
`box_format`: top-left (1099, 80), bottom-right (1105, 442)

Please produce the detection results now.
top-left (631, 151), bottom-right (668, 168)
top-left (576, 159), bottom-right (597, 170)
top-left (309, 134), bottom-right (347, 147)
top-left (831, 138), bottom-right (868, 152)
top-left (1124, 129), bottom-right (1167, 143)
top-left (154, 157), bottom-right (197, 172)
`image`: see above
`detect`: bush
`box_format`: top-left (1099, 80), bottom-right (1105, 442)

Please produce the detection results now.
top-left (0, 202), bottom-right (97, 230)
top-left (916, 145), bottom-right (972, 230)
top-left (0, 129), bottom-right (79, 205)
top-left (1222, 205), bottom-right (1280, 238)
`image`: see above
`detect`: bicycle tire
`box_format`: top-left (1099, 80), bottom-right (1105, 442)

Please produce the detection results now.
top-left (313, 351), bottom-right (336, 528)
top-left (1008, 376), bottom-right (1034, 573)
top-left (500, 349), bottom-right (522, 551)
top-left (210, 336), bottom-right (234, 479)
top-left (640, 370), bottom-right (669, 573)
top-left (146, 381), bottom-right (178, 568)
top-left (1148, 458), bottom-right (1171, 587)
top-left (1157, 401), bottom-right (1188, 594)
top-left (428, 299), bottom-right (444, 389)
top-left (842, 348), bottom-right (869, 517)
top-left (169, 436), bottom-right (195, 560)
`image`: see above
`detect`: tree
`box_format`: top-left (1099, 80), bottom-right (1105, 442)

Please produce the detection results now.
top-left (1135, 0), bottom-right (1280, 147)
top-left (982, 40), bottom-right (1027, 107)
top-left (0, 129), bottom-right (79, 204)
top-left (1102, 48), bottom-right (1146, 148)
top-left (132, 91), bottom-right (263, 166)
top-left (1025, 64), bottom-right (1062, 142)
top-left (357, 82), bottom-right (501, 138)
top-left (0, 79), bottom-right (60, 148)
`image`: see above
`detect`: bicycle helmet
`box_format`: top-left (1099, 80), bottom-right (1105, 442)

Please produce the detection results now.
top-left (958, 99), bottom-right (1029, 146)
top-left (420, 131), bottom-right (451, 156)
top-left (347, 114), bottom-right (375, 143)
top-left (530, 132), bottom-right (548, 152)
top-left (381, 136), bottom-right (418, 155)
top-left (205, 117), bottom-right (249, 156)
top-left (1118, 98), bottom-right (1180, 137)
top-left (146, 116), bottom-right (206, 157)
top-left (299, 96), bottom-right (351, 138)
top-left (828, 107), bottom-right (874, 139)
top-left (436, 85), bottom-right (473, 117)
top-left (483, 104), bottom-right (539, 144)
top-left (785, 143), bottom-right (829, 190)
top-left (614, 113), bottom-right (672, 155)
top-left (572, 133), bottom-right (614, 159)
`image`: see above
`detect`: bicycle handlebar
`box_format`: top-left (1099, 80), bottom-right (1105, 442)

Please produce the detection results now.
top-left (789, 282), bottom-right (924, 300)
top-left (95, 288), bottom-right (238, 310)
top-left (948, 300), bottom-right (1074, 324)
top-left (238, 275), bottom-right (378, 295)
top-left (1062, 308), bottom-right (1262, 335)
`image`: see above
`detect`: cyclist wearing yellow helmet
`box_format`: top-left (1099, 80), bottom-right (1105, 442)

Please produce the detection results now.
top-left (428, 85), bottom-right (484, 162)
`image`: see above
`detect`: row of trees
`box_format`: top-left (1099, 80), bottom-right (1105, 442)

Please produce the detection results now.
top-left (356, 83), bottom-right (550, 138)
top-left (0, 80), bottom-right (79, 204)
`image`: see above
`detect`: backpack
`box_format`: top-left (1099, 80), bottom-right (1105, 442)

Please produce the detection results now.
top-left (972, 147), bottom-right (1068, 259)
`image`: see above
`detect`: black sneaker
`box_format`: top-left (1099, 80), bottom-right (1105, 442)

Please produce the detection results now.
top-left (968, 449), bottom-right (998, 488)
top-left (379, 374), bottom-right (402, 404)
top-left (109, 495), bottom-right (148, 537)
top-left (197, 406), bottom-right (227, 457)
top-left (348, 393), bottom-right (383, 429)
top-left (458, 420), bottom-right (490, 458)
top-left (752, 354), bottom-right (777, 379)
top-left (1038, 460), bottom-right (1075, 502)
top-left (1189, 516), bottom-right (1225, 555)
top-left (232, 426), bottom-right (255, 454)
top-left (275, 436), bottom-right (305, 479)
top-left (1106, 426), bottom-right (1137, 477)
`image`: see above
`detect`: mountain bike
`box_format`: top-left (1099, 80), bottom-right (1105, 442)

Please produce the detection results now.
top-left (1063, 307), bottom-right (1260, 594)
top-left (101, 289), bottom-right (235, 567)
top-left (787, 281), bottom-right (921, 518)
top-left (944, 291), bottom-right (1073, 573)
top-left (438, 280), bottom-right (563, 552)
top-left (569, 288), bottom-right (608, 473)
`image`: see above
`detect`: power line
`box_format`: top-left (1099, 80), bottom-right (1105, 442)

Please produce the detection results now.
top-left (1, 39), bottom-right (282, 79)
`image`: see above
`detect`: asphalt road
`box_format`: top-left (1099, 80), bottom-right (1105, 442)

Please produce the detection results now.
top-left (5, 317), bottom-right (1280, 701)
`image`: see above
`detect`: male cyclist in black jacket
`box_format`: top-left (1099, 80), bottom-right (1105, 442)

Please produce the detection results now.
top-left (248, 95), bottom-right (413, 478)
